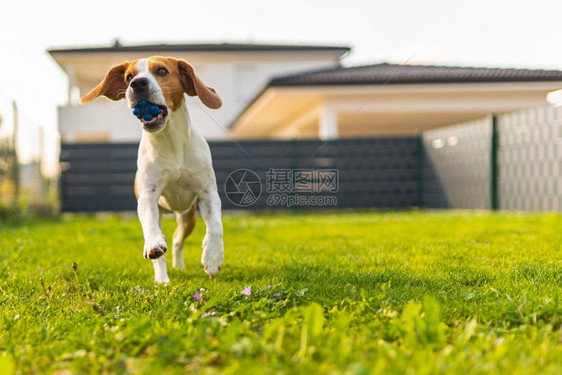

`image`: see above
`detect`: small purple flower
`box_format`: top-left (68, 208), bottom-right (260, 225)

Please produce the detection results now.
top-left (202, 311), bottom-right (216, 318)
top-left (274, 293), bottom-right (281, 298)
top-left (192, 292), bottom-right (202, 301)
top-left (241, 286), bottom-right (252, 296)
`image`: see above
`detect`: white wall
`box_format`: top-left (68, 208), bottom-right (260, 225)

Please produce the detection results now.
top-left (188, 58), bottom-right (338, 139)
top-left (59, 100), bottom-right (141, 142)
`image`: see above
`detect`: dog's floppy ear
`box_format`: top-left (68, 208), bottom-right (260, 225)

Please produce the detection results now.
top-left (177, 59), bottom-right (222, 109)
top-left (80, 62), bottom-right (130, 104)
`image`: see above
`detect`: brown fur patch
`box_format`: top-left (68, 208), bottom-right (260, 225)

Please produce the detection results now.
top-left (174, 201), bottom-right (197, 241)
top-left (144, 57), bottom-right (185, 111)
top-left (146, 57), bottom-right (222, 110)
top-left (134, 177), bottom-right (139, 200)
top-left (80, 60), bottom-right (138, 104)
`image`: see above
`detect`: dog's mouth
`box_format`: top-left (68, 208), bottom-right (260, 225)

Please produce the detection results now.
top-left (142, 106), bottom-right (168, 127)
top-left (132, 101), bottom-right (169, 131)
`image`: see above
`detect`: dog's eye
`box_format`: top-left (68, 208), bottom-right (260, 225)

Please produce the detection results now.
top-left (157, 67), bottom-right (168, 76)
top-left (126, 74), bottom-right (133, 83)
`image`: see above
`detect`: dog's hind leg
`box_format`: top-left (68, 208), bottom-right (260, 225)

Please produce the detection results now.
top-left (172, 201), bottom-right (197, 269)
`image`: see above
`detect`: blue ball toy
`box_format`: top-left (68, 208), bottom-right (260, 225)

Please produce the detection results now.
top-left (133, 100), bottom-right (162, 121)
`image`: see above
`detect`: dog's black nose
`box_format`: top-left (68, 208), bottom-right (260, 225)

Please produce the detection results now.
top-left (130, 77), bottom-right (149, 92)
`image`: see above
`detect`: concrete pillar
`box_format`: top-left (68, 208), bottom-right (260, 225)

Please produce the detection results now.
top-left (65, 64), bottom-right (76, 106)
top-left (318, 104), bottom-right (338, 140)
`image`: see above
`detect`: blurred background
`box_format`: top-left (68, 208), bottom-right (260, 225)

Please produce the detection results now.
top-left (2, 0), bottom-right (562, 217)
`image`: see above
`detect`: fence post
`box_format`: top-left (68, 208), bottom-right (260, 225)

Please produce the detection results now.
top-left (11, 100), bottom-right (20, 205)
top-left (290, 138), bottom-right (298, 210)
top-left (490, 114), bottom-right (499, 210)
top-left (416, 133), bottom-right (424, 208)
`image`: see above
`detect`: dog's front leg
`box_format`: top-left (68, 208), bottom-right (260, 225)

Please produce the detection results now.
top-left (137, 182), bottom-right (169, 283)
top-left (198, 190), bottom-right (224, 278)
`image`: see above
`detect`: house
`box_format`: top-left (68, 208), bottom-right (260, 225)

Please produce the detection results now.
top-left (51, 42), bottom-right (562, 213)
top-left (48, 42), bottom-right (350, 142)
top-left (50, 41), bottom-right (562, 143)
top-left (230, 63), bottom-right (562, 139)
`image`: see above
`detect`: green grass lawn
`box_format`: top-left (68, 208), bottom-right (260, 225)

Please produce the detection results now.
top-left (1, 211), bottom-right (561, 374)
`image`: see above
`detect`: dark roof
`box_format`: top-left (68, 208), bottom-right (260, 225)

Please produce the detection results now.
top-left (270, 63), bottom-right (562, 86)
top-left (48, 42), bottom-right (351, 55)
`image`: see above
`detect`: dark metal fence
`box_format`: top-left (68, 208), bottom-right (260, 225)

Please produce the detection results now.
top-left (60, 143), bottom-right (138, 211)
top-left (60, 105), bottom-right (562, 213)
top-left (60, 137), bottom-right (420, 212)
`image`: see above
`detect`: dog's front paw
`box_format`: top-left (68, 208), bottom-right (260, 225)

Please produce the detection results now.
top-left (201, 236), bottom-right (223, 278)
top-left (144, 235), bottom-right (167, 259)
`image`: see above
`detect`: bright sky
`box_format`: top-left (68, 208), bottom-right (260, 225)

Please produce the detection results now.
top-left (1, 0), bottom-right (562, 174)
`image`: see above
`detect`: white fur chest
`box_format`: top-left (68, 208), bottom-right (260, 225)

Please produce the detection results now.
top-left (158, 168), bottom-right (198, 212)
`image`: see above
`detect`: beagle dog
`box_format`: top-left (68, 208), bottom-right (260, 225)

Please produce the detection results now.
top-left (80, 56), bottom-right (224, 283)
